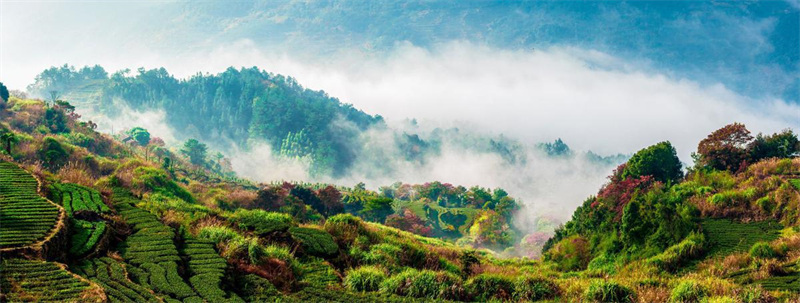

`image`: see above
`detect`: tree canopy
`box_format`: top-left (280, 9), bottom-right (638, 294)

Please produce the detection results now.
top-left (622, 141), bottom-right (682, 184)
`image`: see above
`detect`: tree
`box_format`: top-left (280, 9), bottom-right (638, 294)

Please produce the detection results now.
top-left (181, 139), bottom-right (207, 166)
top-left (1, 131), bottom-right (17, 155)
top-left (747, 129), bottom-right (800, 161)
top-left (39, 137), bottom-right (69, 169)
top-left (622, 141), bottom-right (683, 183)
top-left (316, 185), bottom-right (344, 216)
top-left (127, 127), bottom-right (151, 146)
top-left (0, 82), bottom-right (8, 102)
top-left (537, 138), bottom-right (572, 157)
top-left (360, 196), bottom-right (394, 223)
top-left (697, 123), bottom-right (753, 171)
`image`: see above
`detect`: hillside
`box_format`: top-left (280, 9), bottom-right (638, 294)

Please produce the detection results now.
top-left (2, 86), bottom-right (800, 302)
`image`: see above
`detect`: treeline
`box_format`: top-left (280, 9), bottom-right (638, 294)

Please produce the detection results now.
top-left (29, 65), bottom-right (383, 175)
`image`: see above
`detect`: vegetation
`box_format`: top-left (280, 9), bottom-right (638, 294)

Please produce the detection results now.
top-left (3, 81), bottom-right (800, 301)
top-left (1, 259), bottom-right (103, 302)
top-left (0, 162), bottom-right (61, 248)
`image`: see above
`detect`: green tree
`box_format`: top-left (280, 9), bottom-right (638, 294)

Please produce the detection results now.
top-left (181, 139), bottom-right (207, 166)
top-left (0, 82), bottom-right (8, 102)
top-left (622, 141), bottom-right (683, 183)
top-left (1, 131), bottom-right (17, 155)
top-left (39, 137), bottom-right (69, 168)
top-left (747, 129), bottom-right (800, 161)
top-left (361, 196), bottom-right (394, 223)
top-left (127, 127), bottom-right (151, 146)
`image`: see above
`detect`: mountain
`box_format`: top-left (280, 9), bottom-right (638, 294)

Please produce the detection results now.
top-left (25, 64), bottom-right (627, 179)
top-left (3, 81), bottom-right (800, 302)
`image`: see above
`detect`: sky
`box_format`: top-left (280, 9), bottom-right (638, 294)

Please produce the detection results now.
top-left (1, 0), bottom-right (799, 221)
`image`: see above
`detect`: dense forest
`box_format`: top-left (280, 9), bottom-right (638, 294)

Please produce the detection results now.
top-left (28, 65), bottom-right (383, 175)
top-left (26, 65), bottom-right (626, 179)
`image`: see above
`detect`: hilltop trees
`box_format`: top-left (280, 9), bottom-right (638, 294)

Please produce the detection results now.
top-left (696, 123), bottom-right (799, 172)
top-left (696, 123), bottom-right (752, 171)
top-left (622, 141), bottom-right (682, 183)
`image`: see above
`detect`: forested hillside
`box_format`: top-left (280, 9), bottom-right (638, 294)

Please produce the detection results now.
top-left (25, 65), bottom-right (626, 179)
top-left (28, 65), bottom-right (382, 175)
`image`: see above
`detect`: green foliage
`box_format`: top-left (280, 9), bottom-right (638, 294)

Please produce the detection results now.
top-left (749, 241), bottom-right (777, 259)
top-left (290, 227), bottom-right (339, 257)
top-left (465, 273), bottom-right (515, 301)
top-left (230, 209), bottom-right (293, 235)
top-left (545, 235), bottom-right (592, 272)
top-left (646, 232), bottom-right (705, 271)
top-left (131, 166), bottom-right (195, 203)
top-left (748, 130), bottom-right (800, 162)
top-left (69, 219), bottom-right (106, 256)
top-left (39, 136), bottom-right (69, 168)
top-left (235, 274), bottom-right (280, 302)
top-left (583, 280), bottom-right (635, 303)
top-left (0, 162), bottom-right (60, 248)
top-left (127, 127), bottom-right (151, 146)
top-left (344, 266), bottom-right (387, 292)
top-left (181, 138), bottom-right (207, 166)
top-left (1, 259), bottom-right (100, 302)
top-left (669, 280), bottom-right (708, 303)
top-left (513, 276), bottom-right (559, 301)
top-left (702, 219), bottom-right (782, 256)
top-left (380, 268), bottom-right (464, 300)
top-left (53, 182), bottom-right (110, 216)
top-left (75, 257), bottom-right (161, 303)
top-left (707, 188), bottom-right (756, 206)
top-left (468, 210), bottom-right (516, 248)
top-left (622, 141), bottom-right (683, 183)
top-left (0, 81), bottom-right (8, 101)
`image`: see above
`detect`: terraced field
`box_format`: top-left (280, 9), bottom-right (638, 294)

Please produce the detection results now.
top-left (112, 188), bottom-right (200, 301)
top-left (74, 257), bottom-right (161, 303)
top-left (182, 237), bottom-right (242, 302)
top-left (0, 259), bottom-right (103, 302)
top-left (702, 218), bottom-right (783, 256)
top-left (69, 219), bottom-right (107, 256)
top-left (0, 162), bottom-right (62, 249)
top-left (52, 182), bottom-right (110, 216)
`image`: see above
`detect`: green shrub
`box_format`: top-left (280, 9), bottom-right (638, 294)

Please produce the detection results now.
top-left (587, 253), bottom-right (619, 275)
top-left (514, 275), bottom-right (559, 301)
top-left (230, 209), bottom-right (293, 235)
top-left (738, 285), bottom-right (770, 303)
top-left (235, 274), bottom-right (280, 302)
top-left (669, 280), bottom-right (708, 303)
top-left (361, 243), bottom-right (402, 267)
top-left (545, 235), bottom-right (592, 271)
top-left (647, 232), bottom-right (705, 271)
top-left (756, 196), bottom-right (774, 213)
top-left (197, 225), bottom-right (240, 244)
top-left (465, 273), bottom-right (515, 301)
top-left (380, 268), bottom-right (464, 300)
top-left (289, 227), bottom-right (338, 257)
top-left (708, 189), bottom-right (756, 207)
top-left (749, 241), bottom-right (776, 258)
top-left (344, 266), bottom-right (387, 292)
top-left (583, 280), bottom-right (635, 303)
